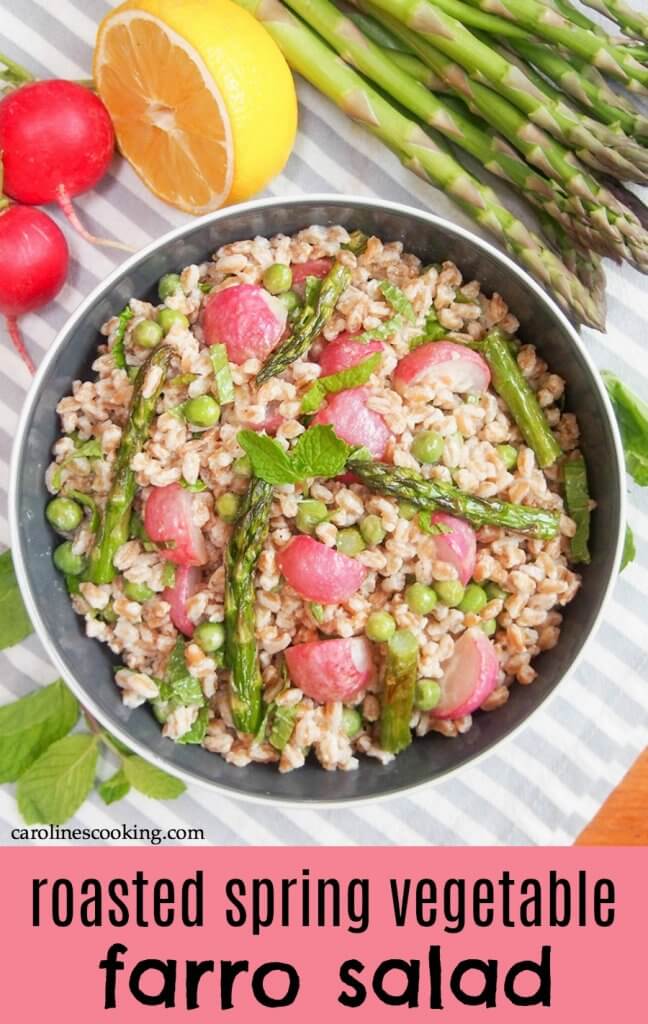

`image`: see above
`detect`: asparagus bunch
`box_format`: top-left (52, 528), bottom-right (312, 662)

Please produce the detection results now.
top-left (257, 261), bottom-right (351, 383)
top-left (87, 345), bottom-right (172, 585)
top-left (582, 0), bottom-right (648, 42)
top-left (224, 476), bottom-right (274, 734)
top-left (236, 0), bottom-right (604, 327)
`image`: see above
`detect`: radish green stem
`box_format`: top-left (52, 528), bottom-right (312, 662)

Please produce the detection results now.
top-left (5, 315), bottom-right (35, 374)
top-left (56, 184), bottom-right (137, 254)
top-left (0, 51), bottom-right (35, 87)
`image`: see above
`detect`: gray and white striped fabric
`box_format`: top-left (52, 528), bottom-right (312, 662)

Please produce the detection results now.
top-left (1, 0), bottom-right (646, 846)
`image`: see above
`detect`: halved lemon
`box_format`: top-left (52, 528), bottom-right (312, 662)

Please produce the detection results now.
top-left (94, 0), bottom-right (297, 214)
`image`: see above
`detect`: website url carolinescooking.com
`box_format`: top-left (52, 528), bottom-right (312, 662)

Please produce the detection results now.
top-left (10, 824), bottom-right (206, 845)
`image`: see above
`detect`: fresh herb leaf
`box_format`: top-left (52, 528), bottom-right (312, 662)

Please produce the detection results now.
top-left (180, 478), bottom-right (207, 492)
top-left (602, 372), bottom-right (648, 486)
top-left (97, 767), bottom-right (130, 805)
top-left (0, 679), bottom-right (78, 783)
top-left (238, 430), bottom-right (298, 484)
top-left (210, 344), bottom-right (235, 405)
top-left (310, 602), bottom-right (325, 623)
top-left (176, 706), bottom-right (209, 744)
top-left (409, 311), bottom-right (448, 349)
top-left (291, 425), bottom-right (353, 480)
top-left (199, 281), bottom-right (213, 294)
top-left (379, 281), bottom-right (416, 323)
top-left (161, 562), bottom-right (176, 588)
top-left (0, 549), bottom-right (33, 650)
top-left (360, 315), bottom-right (403, 342)
top-left (111, 305), bottom-right (134, 370)
top-left (67, 490), bottom-right (100, 532)
top-left (417, 511), bottom-right (451, 535)
top-left (303, 275), bottom-right (322, 309)
top-left (268, 705), bottom-right (297, 751)
top-left (16, 734), bottom-right (99, 825)
top-left (157, 638), bottom-right (205, 708)
top-left (621, 525), bottom-right (635, 572)
top-left (341, 230), bottom-right (368, 256)
top-left (122, 755), bottom-right (186, 798)
top-left (563, 456), bottom-right (591, 564)
top-left (300, 352), bottom-right (382, 414)
top-left (51, 439), bottom-right (104, 492)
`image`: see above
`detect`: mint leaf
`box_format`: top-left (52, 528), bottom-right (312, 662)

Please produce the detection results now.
top-left (98, 767), bottom-right (130, 805)
top-left (176, 706), bottom-right (209, 745)
top-left (17, 734), bottom-right (99, 824)
top-left (301, 352), bottom-right (382, 414)
top-left (379, 281), bottom-right (416, 323)
top-left (0, 549), bottom-right (33, 650)
top-left (291, 425), bottom-right (353, 480)
top-left (409, 311), bottom-right (448, 349)
top-left (210, 344), bottom-right (235, 405)
top-left (603, 372), bottom-right (648, 486)
top-left (238, 430), bottom-right (298, 485)
top-left (122, 755), bottom-right (186, 798)
top-left (111, 305), bottom-right (134, 370)
top-left (621, 525), bottom-right (635, 572)
top-left (360, 315), bottom-right (402, 342)
top-left (158, 637), bottom-right (205, 707)
top-left (51, 439), bottom-right (104, 492)
top-left (0, 679), bottom-right (78, 782)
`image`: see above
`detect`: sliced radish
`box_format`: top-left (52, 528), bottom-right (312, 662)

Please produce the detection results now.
top-left (312, 387), bottom-right (392, 459)
top-left (239, 400), bottom-right (284, 436)
top-left (277, 535), bottom-right (367, 604)
top-left (202, 283), bottom-right (286, 364)
top-left (394, 341), bottom-right (490, 394)
top-left (291, 258), bottom-right (333, 285)
top-left (144, 483), bottom-right (207, 567)
top-left (285, 636), bottom-right (375, 703)
top-left (427, 512), bottom-right (476, 586)
top-left (319, 332), bottom-right (383, 376)
top-left (432, 628), bottom-right (499, 719)
top-left (163, 564), bottom-right (201, 637)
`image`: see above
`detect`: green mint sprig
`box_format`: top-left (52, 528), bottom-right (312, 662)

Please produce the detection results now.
top-left (0, 549), bottom-right (33, 650)
top-left (237, 424), bottom-right (353, 486)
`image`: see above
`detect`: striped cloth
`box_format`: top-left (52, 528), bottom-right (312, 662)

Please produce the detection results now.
top-left (1, 0), bottom-right (647, 846)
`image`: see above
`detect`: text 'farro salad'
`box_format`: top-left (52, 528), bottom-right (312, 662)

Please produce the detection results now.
top-left (45, 225), bottom-right (591, 773)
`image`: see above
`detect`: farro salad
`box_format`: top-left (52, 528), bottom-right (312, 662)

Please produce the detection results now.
top-left (45, 225), bottom-right (591, 773)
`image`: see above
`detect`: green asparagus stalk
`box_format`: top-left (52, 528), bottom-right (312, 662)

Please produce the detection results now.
top-left (385, 46), bottom-right (447, 87)
top-left (582, 0), bottom-right (648, 42)
top-left (563, 456), bottom-right (591, 564)
top-left (257, 261), bottom-right (351, 383)
top-left (481, 328), bottom-right (562, 469)
top-left (87, 345), bottom-right (172, 584)
top-left (110, 305), bottom-right (135, 371)
top-left (380, 628), bottom-right (418, 753)
top-left (224, 476), bottom-right (274, 734)
top-left (362, 3), bottom-right (648, 268)
top-left (236, 0), bottom-right (605, 327)
top-left (541, 0), bottom-right (606, 35)
top-left (538, 212), bottom-right (606, 319)
top-left (459, 0), bottom-right (648, 89)
top-left (347, 459), bottom-right (561, 538)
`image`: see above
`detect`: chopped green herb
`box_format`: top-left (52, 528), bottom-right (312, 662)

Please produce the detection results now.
top-left (301, 352), bottom-right (381, 414)
top-left (156, 638), bottom-right (206, 708)
top-left (176, 707), bottom-right (209, 744)
top-left (379, 280), bottom-right (416, 323)
top-left (309, 602), bottom-right (325, 623)
top-left (51, 438), bottom-right (104, 492)
top-left (341, 230), bottom-right (368, 255)
top-left (563, 456), bottom-right (591, 564)
top-left (268, 705), bottom-right (298, 751)
top-left (359, 315), bottom-right (403, 342)
top-left (209, 343), bottom-right (235, 405)
top-left (180, 478), bottom-right (207, 492)
top-left (111, 305), bottom-right (134, 370)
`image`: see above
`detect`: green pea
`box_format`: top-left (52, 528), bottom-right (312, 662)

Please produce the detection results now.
top-left (216, 492), bottom-right (241, 523)
top-left (133, 319), bottom-right (163, 349)
top-left (46, 496), bottom-right (83, 533)
top-left (233, 455), bottom-right (251, 477)
top-left (405, 582), bottom-right (437, 615)
top-left (194, 620), bottom-right (226, 653)
top-left (480, 619), bottom-right (497, 637)
top-left (415, 678), bottom-right (441, 711)
top-left (433, 579), bottom-right (466, 607)
top-left (281, 289), bottom-right (300, 313)
top-left (342, 707), bottom-right (363, 738)
top-left (263, 262), bottom-right (293, 295)
top-left (53, 541), bottom-right (86, 576)
top-left (497, 444), bottom-right (518, 470)
top-left (336, 527), bottom-right (365, 556)
top-left (158, 273), bottom-right (182, 300)
top-left (157, 307), bottom-right (189, 334)
top-left (359, 514), bottom-right (386, 547)
top-left (123, 580), bottom-right (154, 603)
top-left (410, 430), bottom-right (444, 465)
top-left (296, 499), bottom-right (328, 535)
top-left (484, 581), bottom-right (507, 601)
top-left (398, 500), bottom-right (418, 521)
top-left (366, 610), bottom-right (396, 643)
top-left (458, 583), bottom-right (488, 615)
top-left (184, 395), bottom-right (221, 427)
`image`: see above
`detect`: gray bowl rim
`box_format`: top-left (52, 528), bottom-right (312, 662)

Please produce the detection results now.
top-left (9, 193), bottom-right (626, 809)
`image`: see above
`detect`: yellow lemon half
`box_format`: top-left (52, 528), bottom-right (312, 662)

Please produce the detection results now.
top-left (94, 0), bottom-right (297, 213)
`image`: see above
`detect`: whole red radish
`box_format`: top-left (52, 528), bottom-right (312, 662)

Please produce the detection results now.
top-left (0, 80), bottom-right (132, 252)
top-left (0, 203), bottom-right (68, 372)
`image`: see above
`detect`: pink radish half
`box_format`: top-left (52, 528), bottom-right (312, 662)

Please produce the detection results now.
top-left (144, 484), bottom-right (207, 567)
top-left (394, 341), bottom-right (490, 394)
top-left (284, 636), bottom-right (375, 703)
top-left (427, 512), bottom-right (476, 586)
top-left (291, 258), bottom-right (333, 285)
top-left (277, 535), bottom-right (367, 604)
top-left (432, 628), bottom-right (499, 719)
top-left (319, 332), bottom-right (383, 376)
top-left (202, 283), bottom-right (287, 365)
top-left (163, 564), bottom-right (201, 637)
top-left (312, 387), bottom-right (392, 459)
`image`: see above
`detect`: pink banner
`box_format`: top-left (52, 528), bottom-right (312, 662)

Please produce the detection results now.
top-left (1, 847), bottom-right (643, 1019)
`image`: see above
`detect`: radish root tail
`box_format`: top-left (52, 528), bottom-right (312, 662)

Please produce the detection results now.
top-left (56, 185), bottom-right (137, 254)
top-left (6, 316), bottom-right (35, 374)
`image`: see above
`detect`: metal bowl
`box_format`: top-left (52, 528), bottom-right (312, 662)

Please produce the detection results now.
top-left (10, 195), bottom-right (625, 805)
